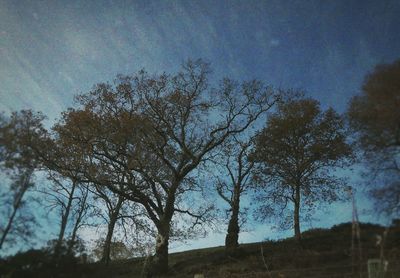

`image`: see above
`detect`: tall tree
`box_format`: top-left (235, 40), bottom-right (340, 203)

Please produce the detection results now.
top-left (65, 183), bottom-right (91, 257)
top-left (215, 137), bottom-right (254, 256)
top-left (90, 185), bottom-right (128, 265)
top-left (39, 173), bottom-right (77, 258)
top-left (252, 95), bottom-right (352, 241)
top-left (35, 128), bottom-right (94, 260)
top-left (0, 110), bottom-right (143, 262)
top-left (0, 110), bottom-right (46, 250)
top-left (53, 59), bottom-right (277, 274)
top-left (0, 168), bottom-right (35, 250)
top-left (347, 59), bottom-right (400, 217)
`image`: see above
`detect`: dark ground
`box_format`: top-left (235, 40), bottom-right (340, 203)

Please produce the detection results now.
top-left (1, 222), bottom-right (399, 278)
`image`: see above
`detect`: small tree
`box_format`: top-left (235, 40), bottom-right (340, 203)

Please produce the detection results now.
top-left (347, 59), bottom-right (400, 217)
top-left (215, 137), bottom-right (254, 255)
top-left (90, 195), bottom-right (153, 263)
top-left (91, 188), bottom-right (126, 265)
top-left (252, 95), bottom-right (352, 241)
top-left (89, 185), bottom-right (150, 265)
top-left (92, 240), bottom-right (135, 261)
top-left (39, 174), bottom-right (78, 258)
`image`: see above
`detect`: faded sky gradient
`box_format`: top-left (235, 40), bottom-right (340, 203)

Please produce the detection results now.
top-left (1, 0), bottom-right (400, 253)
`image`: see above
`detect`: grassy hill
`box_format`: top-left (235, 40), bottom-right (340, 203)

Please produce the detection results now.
top-left (1, 222), bottom-right (399, 277)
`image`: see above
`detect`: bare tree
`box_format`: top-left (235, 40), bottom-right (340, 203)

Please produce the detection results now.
top-left (91, 185), bottom-right (130, 265)
top-left (40, 174), bottom-right (78, 257)
top-left (38, 173), bottom-right (93, 259)
top-left (252, 94), bottom-right (352, 241)
top-left (214, 137), bottom-right (254, 255)
top-left (65, 183), bottom-right (92, 256)
top-left (33, 128), bottom-right (95, 260)
top-left (53, 59), bottom-right (277, 274)
top-left (90, 187), bottom-right (151, 265)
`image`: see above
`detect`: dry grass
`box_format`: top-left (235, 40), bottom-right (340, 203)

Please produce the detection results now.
top-left (1, 222), bottom-right (399, 277)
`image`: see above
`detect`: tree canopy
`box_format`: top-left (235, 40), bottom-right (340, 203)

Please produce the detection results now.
top-left (50, 59), bottom-right (277, 274)
top-left (348, 59), bottom-right (400, 216)
top-left (252, 95), bottom-right (352, 240)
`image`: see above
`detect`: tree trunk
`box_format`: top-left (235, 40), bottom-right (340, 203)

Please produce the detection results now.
top-left (146, 220), bottom-right (170, 276)
top-left (144, 181), bottom-right (177, 276)
top-left (294, 184), bottom-right (301, 241)
top-left (101, 218), bottom-right (117, 266)
top-left (66, 221), bottom-right (79, 257)
top-left (101, 196), bottom-right (124, 265)
top-left (66, 186), bottom-right (89, 257)
top-left (0, 171), bottom-right (31, 250)
top-left (0, 192), bottom-right (24, 249)
top-left (225, 185), bottom-right (240, 255)
top-left (55, 181), bottom-right (77, 258)
top-left (143, 218), bottom-right (171, 277)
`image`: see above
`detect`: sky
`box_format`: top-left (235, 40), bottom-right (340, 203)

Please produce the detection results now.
top-left (1, 0), bottom-right (400, 254)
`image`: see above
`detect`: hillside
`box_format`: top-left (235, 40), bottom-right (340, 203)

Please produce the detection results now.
top-left (1, 222), bottom-right (399, 277)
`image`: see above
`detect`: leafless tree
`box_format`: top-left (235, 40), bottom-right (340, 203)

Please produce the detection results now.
top-left (37, 173), bottom-right (94, 259)
top-left (214, 137), bottom-right (254, 255)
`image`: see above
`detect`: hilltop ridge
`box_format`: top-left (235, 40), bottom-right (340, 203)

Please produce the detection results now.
top-left (1, 221), bottom-right (399, 277)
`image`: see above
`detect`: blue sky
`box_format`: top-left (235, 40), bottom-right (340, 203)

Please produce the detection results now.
top-left (1, 0), bottom-right (400, 253)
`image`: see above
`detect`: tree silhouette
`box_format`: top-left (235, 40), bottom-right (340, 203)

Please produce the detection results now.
top-left (0, 168), bottom-right (36, 250)
top-left (89, 184), bottom-right (150, 265)
top-left (214, 137), bottom-right (254, 255)
top-left (348, 59), bottom-right (400, 217)
top-left (0, 111), bottom-right (46, 250)
top-left (53, 59), bottom-right (277, 274)
top-left (252, 94), bottom-right (352, 241)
